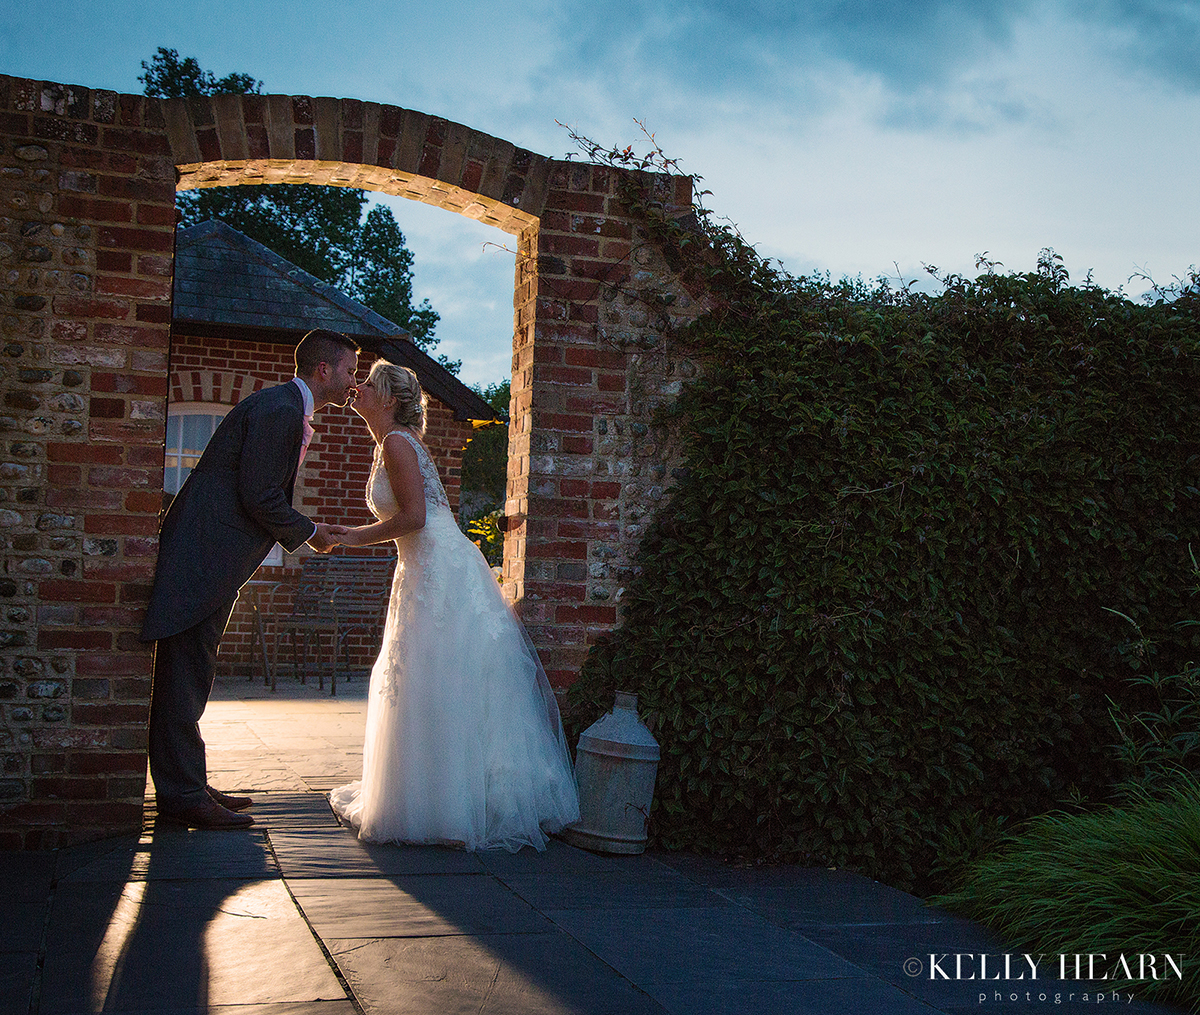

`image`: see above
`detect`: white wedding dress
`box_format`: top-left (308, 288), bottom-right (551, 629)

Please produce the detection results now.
top-left (329, 429), bottom-right (580, 851)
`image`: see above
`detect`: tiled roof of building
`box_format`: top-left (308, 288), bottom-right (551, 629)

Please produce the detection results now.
top-left (172, 219), bottom-right (409, 338)
top-left (172, 220), bottom-right (500, 424)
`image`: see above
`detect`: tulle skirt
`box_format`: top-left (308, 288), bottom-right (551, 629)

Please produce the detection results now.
top-left (329, 510), bottom-right (579, 851)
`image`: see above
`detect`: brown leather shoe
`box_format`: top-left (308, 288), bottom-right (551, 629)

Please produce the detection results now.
top-left (160, 796), bottom-right (254, 829)
top-left (206, 784), bottom-right (252, 812)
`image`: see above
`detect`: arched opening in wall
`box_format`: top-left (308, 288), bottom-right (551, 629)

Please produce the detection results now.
top-left (368, 193), bottom-right (517, 566)
top-left (3, 81), bottom-right (705, 846)
top-left (166, 168), bottom-right (536, 682)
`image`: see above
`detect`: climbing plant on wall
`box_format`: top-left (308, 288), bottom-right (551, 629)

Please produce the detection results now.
top-left (564, 140), bottom-right (1200, 892)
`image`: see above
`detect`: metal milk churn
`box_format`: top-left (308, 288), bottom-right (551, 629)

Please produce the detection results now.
top-left (562, 691), bottom-right (660, 854)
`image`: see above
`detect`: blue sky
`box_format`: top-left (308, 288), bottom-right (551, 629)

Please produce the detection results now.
top-left (3, 0), bottom-right (1198, 387)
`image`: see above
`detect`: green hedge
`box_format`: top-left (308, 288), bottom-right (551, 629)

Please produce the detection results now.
top-left (567, 259), bottom-right (1200, 892)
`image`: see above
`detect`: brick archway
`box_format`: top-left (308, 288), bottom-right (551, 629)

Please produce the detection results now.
top-left (0, 76), bottom-right (697, 846)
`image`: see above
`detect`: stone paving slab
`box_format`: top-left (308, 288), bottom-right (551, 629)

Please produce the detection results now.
top-left (58, 826), bottom-right (278, 883)
top-left (0, 954), bottom-right (38, 1015)
top-left (652, 850), bottom-right (850, 889)
top-left (328, 932), bottom-right (669, 1015)
top-left (801, 918), bottom-right (1020, 1010)
top-left (244, 794), bottom-right (342, 829)
top-left (542, 905), bottom-right (860, 986)
top-left (0, 902), bottom-right (47, 954)
top-left (289, 874), bottom-right (553, 939)
top-left (270, 827), bottom-right (485, 878)
top-left (705, 868), bottom-right (948, 927)
top-left (476, 838), bottom-right (631, 877)
top-left (1, 850), bottom-right (56, 902)
top-left (39, 878), bottom-right (345, 1013)
top-left (200, 754), bottom-right (312, 793)
top-left (499, 866), bottom-right (729, 911)
top-left (795, 918), bottom-right (1187, 1014)
top-left (663, 852), bottom-right (938, 916)
top-left (812, 915), bottom-right (1000, 964)
top-left (202, 677), bottom-right (368, 795)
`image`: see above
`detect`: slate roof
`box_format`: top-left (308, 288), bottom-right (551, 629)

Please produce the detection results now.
top-left (173, 220), bottom-right (405, 338)
top-left (171, 220), bottom-right (500, 425)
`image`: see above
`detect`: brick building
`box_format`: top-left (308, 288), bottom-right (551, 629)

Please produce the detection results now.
top-left (167, 220), bottom-right (499, 679)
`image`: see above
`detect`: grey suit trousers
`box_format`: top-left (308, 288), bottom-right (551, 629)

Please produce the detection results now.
top-left (147, 598), bottom-right (237, 811)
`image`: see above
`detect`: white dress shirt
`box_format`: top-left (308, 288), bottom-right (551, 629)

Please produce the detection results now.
top-left (292, 377), bottom-right (318, 542)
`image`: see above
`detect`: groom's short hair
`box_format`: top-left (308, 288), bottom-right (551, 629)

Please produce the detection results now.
top-left (295, 329), bottom-right (360, 376)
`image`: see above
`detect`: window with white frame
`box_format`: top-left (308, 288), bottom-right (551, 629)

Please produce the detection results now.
top-left (164, 402), bottom-right (284, 567)
top-left (163, 403), bottom-right (226, 495)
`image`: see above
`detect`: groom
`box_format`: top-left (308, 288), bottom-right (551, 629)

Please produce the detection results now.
top-left (140, 329), bottom-right (360, 829)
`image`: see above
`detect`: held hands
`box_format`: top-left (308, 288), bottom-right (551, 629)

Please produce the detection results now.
top-left (308, 522), bottom-right (351, 553)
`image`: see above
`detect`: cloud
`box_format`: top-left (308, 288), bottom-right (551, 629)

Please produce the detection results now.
top-left (527, 0), bottom-right (1037, 125)
top-left (6, 0), bottom-right (1195, 369)
top-left (373, 196), bottom-right (517, 388)
top-left (1077, 0), bottom-right (1200, 90)
top-left (498, 0), bottom-right (1200, 144)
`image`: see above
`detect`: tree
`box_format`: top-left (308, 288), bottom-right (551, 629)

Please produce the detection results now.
top-left (460, 380), bottom-right (511, 566)
top-left (352, 206), bottom-right (444, 361)
top-left (141, 47), bottom-right (447, 366)
top-left (138, 47), bottom-right (261, 98)
top-left (460, 380), bottom-right (511, 505)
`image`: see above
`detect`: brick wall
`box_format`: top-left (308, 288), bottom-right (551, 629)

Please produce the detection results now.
top-left (506, 165), bottom-right (703, 686)
top-left (0, 73), bottom-right (700, 846)
top-left (0, 78), bottom-right (174, 846)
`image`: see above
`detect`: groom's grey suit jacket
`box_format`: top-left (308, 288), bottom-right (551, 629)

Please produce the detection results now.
top-left (140, 381), bottom-right (315, 642)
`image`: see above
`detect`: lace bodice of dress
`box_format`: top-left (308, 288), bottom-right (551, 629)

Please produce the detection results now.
top-left (366, 429), bottom-right (450, 521)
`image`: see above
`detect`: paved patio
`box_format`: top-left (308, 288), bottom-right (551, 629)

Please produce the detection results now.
top-left (0, 675), bottom-right (1187, 1015)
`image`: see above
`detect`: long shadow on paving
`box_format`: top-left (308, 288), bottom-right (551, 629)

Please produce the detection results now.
top-left (278, 822), bottom-right (668, 1015)
top-left (39, 878), bottom-right (344, 1013)
top-left (33, 796), bottom-right (351, 1015)
top-left (3, 842), bottom-right (152, 1015)
top-left (288, 874), bottom-right (552, 938)
top-left (0, 904), bottom-right (48, 1010)
top-left (0, 851), bottom-right (55, 1015)
top-left (0, 852), bottom-right (54, 957)
top-left (57, 825), bottom-right (278, 883)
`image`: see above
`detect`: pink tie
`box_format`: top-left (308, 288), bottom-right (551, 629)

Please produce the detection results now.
top-left (300, 416), bottom-right (315, 464)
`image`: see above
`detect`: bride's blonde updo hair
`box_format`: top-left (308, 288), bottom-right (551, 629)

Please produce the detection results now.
top-left (367, 360), bottom-right (426, 435)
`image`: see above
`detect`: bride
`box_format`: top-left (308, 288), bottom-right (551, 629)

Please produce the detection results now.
top-left (327, 360), bottom-right (580, 851)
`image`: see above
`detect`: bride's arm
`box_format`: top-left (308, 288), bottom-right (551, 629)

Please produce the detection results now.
top-left (337, 434), bottom-right (427, 546)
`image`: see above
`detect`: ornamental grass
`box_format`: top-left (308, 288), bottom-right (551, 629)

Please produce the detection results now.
top-left (934, 782), bottom-right (1200, 1012)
